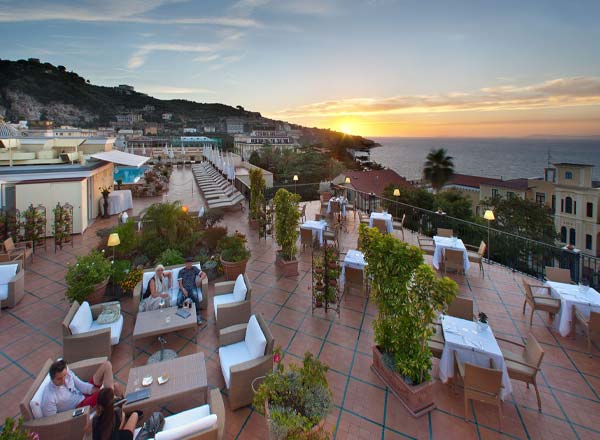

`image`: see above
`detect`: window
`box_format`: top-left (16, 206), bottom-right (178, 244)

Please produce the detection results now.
top-left (574, 201), bottom-right (577, 215)
top-left (560, 227), bottom-right (567, 242)
top-left (561, 198), bottom-right (564, 212)
top-left (491, 188), bottom-right (499, 198)
top-left (535, 192), bottom-right (546, 206)
top-left (569, 228), bottom-right (576, 246)
top-left (587, 202), bottom-right (593, 218)
top-left (552, 195), bottom-right (556, 214)
top-left (586, 234), bottom-right (593, 250)
top-left (565, 197), bottom-right (573, 214)
top-left (565, 171), bottom-right (573, 179)
top-left (507, 191), bottom-right (515, 200)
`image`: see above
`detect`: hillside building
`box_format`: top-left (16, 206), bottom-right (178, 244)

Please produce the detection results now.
top-left (233, 130), bottom-right (299, 160)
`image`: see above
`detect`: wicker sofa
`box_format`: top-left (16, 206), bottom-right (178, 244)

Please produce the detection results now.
top-left (0, 261), bottom-right (24, 308)
top-left (20, 357), bottom-right (107, 440)
top-left (218, 314), bottom-right (274, 410)
top-left (133, 262), bottom-right (208, 310)
top-left (61, 300), bottom-right (124, 363)
top-left (213, 273), bottom-right (252, 330)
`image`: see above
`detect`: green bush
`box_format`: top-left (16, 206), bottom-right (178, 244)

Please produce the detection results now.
top-left (217, 233), bottom-right (250, 262)
top-left (273, 189), bottom-right (301, 261)
top-left (0, 417), bottom-right (32, 440)
top-left (359, 224), bottom-right (458, 384)
top-left (201, 227), bottom-right (227, 252)
top-left (65, 250), bottom-right (112, 303)
top-left (113, 220), bottom-right (139, 257)
top-left (111, 260), bottom-right (131, 285)
top-left (156, 248), bottom-right (185, 266)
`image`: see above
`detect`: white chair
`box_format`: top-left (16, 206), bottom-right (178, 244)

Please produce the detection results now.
top-left (218, 314), bottom-right (274, 410)
top-left (0, 261), bottom-right (24, 308)
top-left (213, 273), bottom-right (252, 330)
top-left (133, 389), bottom-right (225, 440)
top-left (62, 300), bottom-right (124, 363)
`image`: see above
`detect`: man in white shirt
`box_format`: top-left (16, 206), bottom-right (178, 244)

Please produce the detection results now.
top-left (41, 359), bottom-right (123, 417)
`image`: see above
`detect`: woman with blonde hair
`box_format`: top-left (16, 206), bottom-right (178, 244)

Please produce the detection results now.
top-left (139, 264), bottom-right (172, 312)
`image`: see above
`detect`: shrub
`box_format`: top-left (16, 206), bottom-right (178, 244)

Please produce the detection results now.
top-left (65, 250), bottom-right (112, 303)
top-left (273, 189), bottom-right (301, 261)
top-left (0, 417), bottom-right (35, 440)
top-left (217, 232), bottom-right (251, 262)
top-left (111, 260), bottom-right (131, 285)
top-left (201, 226), bottom-right (227, 252)
top-left (121, 267), bottom-right (143, 294)
top-left (156, 248), bottom-right (185, 266)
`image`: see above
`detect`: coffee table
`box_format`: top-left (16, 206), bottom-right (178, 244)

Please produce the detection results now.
top-left (123, 352), bottom-right (208, 417)
top-left (133, 306), bottom-right (197, 359)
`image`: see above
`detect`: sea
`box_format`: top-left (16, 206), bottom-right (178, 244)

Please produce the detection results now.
top-left (369, 137), bottom-right (600, 182)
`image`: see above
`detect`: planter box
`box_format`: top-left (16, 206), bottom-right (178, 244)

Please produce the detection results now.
top-left (220, 257), bottom-right (248, 281)
top-left (276, 255), bottom-right (299, 277)
top-left (371, 346), bottom-right (435, 418)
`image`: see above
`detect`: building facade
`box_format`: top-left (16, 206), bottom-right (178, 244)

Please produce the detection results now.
top-left (233, 131), bottom-right (299, 160)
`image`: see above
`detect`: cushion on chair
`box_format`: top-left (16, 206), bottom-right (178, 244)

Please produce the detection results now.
top-left (162, 405), bottom-right (210, 431)
top-left (89, 314), bottom-right (124, 345)
top-left (213, 293), bottom-right (237, 319)
top-left (0, 263), bottom-right (18, 300)
top-left (69, 301), bottom-right (93, 335)
top-left (232, 274), bottom-right (247, 302)
top-left (30, 374), bottom-right (51, 419)
top-left (245, 315), bottom-right (267, 359)
top-left (218, 342), bottom-right (253, 388)
top-left (155, 414), bottom-right (217, 440)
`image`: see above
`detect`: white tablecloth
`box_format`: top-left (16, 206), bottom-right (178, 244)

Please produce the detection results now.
top-left (327, 197), bottom-right (347, 217)
top-left (439, 315), bottom-right (512, 400)
top-left (432, 236), bottom-right (470, 272)
top-left (107, 190), bottom-right (133, 215)
top-left (544, 281), bottom-right (600, 337)
top-left (301, 220), bottom-right (328, 245)
top-left (341, 250), bottom-right (367, 285)
top-left (369, 212), bottom-right (393, 233)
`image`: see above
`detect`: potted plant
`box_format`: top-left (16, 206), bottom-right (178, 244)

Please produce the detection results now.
top-left (218, 232), bottom-right (251, 280)
top-left (1, 417), bottom-right (37, 440)
top-left (65, 249), bottom-right (112, 304)
top-left (249, 168), bottom-right (266, 229)
top-left (253, 351), bottom-right (333, 439)
top-left (120, 266), bottom-right (143, 295)
top-left (359, 224), bottom-right (458, 417)
top-left (99, 185), bottom-right (112, 218)
top-left (273, 188), bottom-right (301, 277)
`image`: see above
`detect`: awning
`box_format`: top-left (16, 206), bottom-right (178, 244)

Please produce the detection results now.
top-left (90, 150), bottom-right (150, 167)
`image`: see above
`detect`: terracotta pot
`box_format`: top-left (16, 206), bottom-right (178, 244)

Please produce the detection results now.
top-left (328, 262), bottom-right (337, 269)
top-left (315, 267), bottom-right (324, 274)
top-left (328, 279), bottom-right (337, 286)
top-left (315, 282), bottom-right (324, 290)
top-left (86, 279), bottom-right (109, 305)
top-left (276, 256), bottom-right (299, 277)
top-left (220, 256), bottom-right (248, 281)
top-left (371, 346), bottom-right (435, 417)
top-left (315, 299), bottom-right (323, 308)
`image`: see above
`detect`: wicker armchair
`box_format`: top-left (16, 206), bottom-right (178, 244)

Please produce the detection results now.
top-left (392, 213), bottom-right (406, 240)
top-left (545, 266), bottom-right (574, 284)
top-left (61, 300), bottom-right (123, 363)
top-left (444, 249), bottom-right (465, 275)
top-left (0, 261), bottom-right (24, 308)
top-left (2, 237), bottom-right (33, 269)
top-left (418, 237), bottom-right (435, 256)
top-left (447, 296), bottom-right (474, 321)
top-left (522, 280), bottom-right (560, 326)
top-left (572, 307), bottom-right (600, 354)
top-left (218, 314), bottom-right (274, 410)
top-left (466, 241), bottom-right (486, 274)
top-left (213, 273), bottom-right (252, 330)
top-left (20, 357), bottom-right (108, 440)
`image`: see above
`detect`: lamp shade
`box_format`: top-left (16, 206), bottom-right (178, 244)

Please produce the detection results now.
top-left (182, 205), bottom-right (189, 213)
top-left (393, 189), bottom-right (400, 197)
top-left (107, 233), bottom-right (120, 247)
top-left (484, 210), bottom-right (495, 221)
top-left (344, 177), bottom-right (351, 184)
top-left (293, 175), bottom-right (298, 181)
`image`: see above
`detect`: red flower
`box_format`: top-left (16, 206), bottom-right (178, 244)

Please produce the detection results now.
top-left (273, 353), bottom-right (281, 363)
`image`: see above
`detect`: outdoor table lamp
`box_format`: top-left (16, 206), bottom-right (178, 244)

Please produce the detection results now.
top-left (293, 174), bottom-right (298, 194)
top-left (393, 188), bottom-right (400, 219)
top-left (484, 210), bottom-right (495, 262)
top-left (107, 232), bottom-right (120, 262)
top-left (182, 205), bottom-right (189, 213)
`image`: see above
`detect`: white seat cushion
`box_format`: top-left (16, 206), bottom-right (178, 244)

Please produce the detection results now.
top-left (30, 374), bottom-right (51, 419)
top-left (218, 341), bottom-right (253, 388)
top-left (155, 414), bottom-right (217, 440)
top-left (69, 301), bottom-right (93, 335)
top-left (0, 263), bottom-right (18, 300)
top-left (213, 293), bottom-right (237, 320)
top-left (245, 315), bottom-right (267, 360)
top-left (232, 274), bottom-right (247, 302)
top-left (162, 405), bottom-right (210, 431)
top-left (89, 314), bottom-right (124, 345)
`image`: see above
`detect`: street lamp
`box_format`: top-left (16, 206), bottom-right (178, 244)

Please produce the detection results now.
top-left (484, 210), bottom-right (495, 262)
top-left (107, 233), bottom-right (120, 297)
top-left (293, 174), bottom-right (298, 194)
top-left (393, 188), bottom-right (400, 219)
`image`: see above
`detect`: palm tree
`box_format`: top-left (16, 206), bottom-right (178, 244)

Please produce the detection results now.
top-left (423, 148), bottom-right (454, 193)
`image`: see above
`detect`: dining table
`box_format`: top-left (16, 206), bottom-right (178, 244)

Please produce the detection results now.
top-left (340, 249), bottom-right (367, 285)
top-left (432, 236), bottom-right (470, 272)
top-left (369, 212), bottom-right (393, 233)
top-left (439, 314), bottom-right (512, 400)
top-left (326, 197), bottom-right (347, 217)
top-left (300, 220), bottom-right (328, 245)
top-left (544, 280), bottom-right (600, 337)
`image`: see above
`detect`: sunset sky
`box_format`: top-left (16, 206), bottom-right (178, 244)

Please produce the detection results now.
top-left (1, 0), bottom-right (600, 137)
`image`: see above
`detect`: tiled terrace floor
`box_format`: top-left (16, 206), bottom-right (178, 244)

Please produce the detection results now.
top-left (1, 170), bottom-right (599, 439)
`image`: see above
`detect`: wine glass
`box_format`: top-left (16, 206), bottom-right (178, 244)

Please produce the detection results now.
top-left (159, 296), bottom-right (165, 312)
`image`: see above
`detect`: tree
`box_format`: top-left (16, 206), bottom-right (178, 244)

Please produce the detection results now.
top-left (423, 148), bottom-right (454, 193)
top-left (434, 190), bottom-right (472, 221)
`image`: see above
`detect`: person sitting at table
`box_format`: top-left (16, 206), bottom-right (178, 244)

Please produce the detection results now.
top-left (92, 388), bottom-right (140, 440)
top-left (139, 264), bottom-right (172, 312)
top-left (41, 359), bottom-right (124, 417)
top-left (177, 256), bottom-right (207, 327)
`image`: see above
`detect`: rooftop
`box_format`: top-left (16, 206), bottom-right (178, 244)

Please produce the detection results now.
top-left (345, 169), bottom-right (414, 197)
top-left (446, 173), bottom-right (505, 189)
top-left (0, 168), bottom-right (598, 439)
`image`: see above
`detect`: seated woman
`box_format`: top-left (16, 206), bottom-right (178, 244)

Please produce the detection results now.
top-left (92, 388), bottom-right (139, 440)
top-left (139, 264), bottom-right (172, 312)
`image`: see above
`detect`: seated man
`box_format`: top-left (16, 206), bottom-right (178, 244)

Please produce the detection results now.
top-left (177, 256), bottom-right (207, 327)
top-left (41, 359), bottom-right (123, 417)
